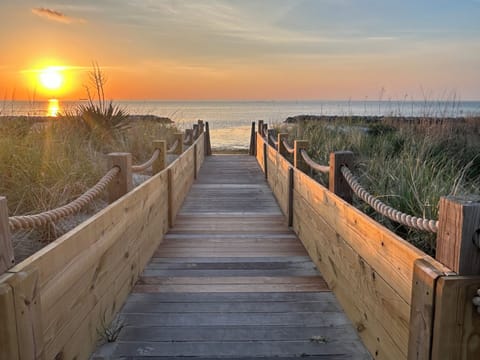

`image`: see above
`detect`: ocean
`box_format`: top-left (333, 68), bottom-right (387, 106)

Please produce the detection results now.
top-left (3, 100), bottom-right (480, 149)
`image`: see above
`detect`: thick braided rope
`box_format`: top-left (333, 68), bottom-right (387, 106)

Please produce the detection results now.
top-left (269, 134), bottom-right (279, 147)
top-left (340, 165), bottom-right (439, 233)
top-left (167, 139), bottom-right (179, 154)
top-left (282, 139), bottom-right (295, 154)
top-left (183, 132), bottom-right (192, 145)
top-left (300, 149), bottom-right (330, 174)
top-left (132, 149), bottom-right (160, 173)
top-left (8, 167), bottom-right (120, 231)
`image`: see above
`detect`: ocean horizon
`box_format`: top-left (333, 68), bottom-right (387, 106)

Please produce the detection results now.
top-left (3, 99), bottom-right (480, 149)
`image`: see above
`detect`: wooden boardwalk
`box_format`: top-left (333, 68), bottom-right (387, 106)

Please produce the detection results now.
top-left (97, 155), bottom-right (370, 359)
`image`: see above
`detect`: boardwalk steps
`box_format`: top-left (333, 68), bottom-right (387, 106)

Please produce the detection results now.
top-left (94, 155), bottom-right (370, 359)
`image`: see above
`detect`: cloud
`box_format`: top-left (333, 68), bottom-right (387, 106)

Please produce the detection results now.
top-left (31, 7), bottom-right (85, 24)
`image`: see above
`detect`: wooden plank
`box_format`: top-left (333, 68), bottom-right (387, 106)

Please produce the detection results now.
top-left (118, 324), bottom-right (357, 341)
top-left (431, 276), bottom-right (480, 360)
top-left (293, 168), bottom-right (426, 304)
top-left (293, 190), bottom-right (406, 359)
top-left (0, 281), bottom-right (19, 360)
top-left (113, 339), bottom-right (370, 358)
top-left (121, 311), bottom-right (350, 327)
top-left (0, 197), bottom-right (15, 274)
top-left (121, 300), bottom-right (340, 314)
top-left (133, 283), bottom-right (330, 293)
top-left (138, 276), bottom-right (326, 286)
top-left (408, 258), bottom-right (450, 360)
top-left (7, 269), bottom-right (45, 359)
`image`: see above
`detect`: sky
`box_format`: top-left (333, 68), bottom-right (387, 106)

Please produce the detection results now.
top-left (0, 0), bottom-right (479, 101)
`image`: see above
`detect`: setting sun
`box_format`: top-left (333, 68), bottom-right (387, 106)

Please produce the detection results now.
top-left (39, 67), bottom-right (63, 90)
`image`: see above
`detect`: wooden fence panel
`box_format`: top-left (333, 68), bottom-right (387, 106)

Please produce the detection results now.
top-left (256, 133), bottom-right (265, 172)
top-left (0, 278), bottom-right (19, 360)
top-left (169, 146), bottom-right (195, 225)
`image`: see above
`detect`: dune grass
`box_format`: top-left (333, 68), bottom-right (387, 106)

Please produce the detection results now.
top-left (285, 117), bottom-right (480, 254)
top-left (0, 114), bottom-right (177, 218)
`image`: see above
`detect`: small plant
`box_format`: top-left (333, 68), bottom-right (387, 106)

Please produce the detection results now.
top-left (97, 313), bottom-right (126, 343)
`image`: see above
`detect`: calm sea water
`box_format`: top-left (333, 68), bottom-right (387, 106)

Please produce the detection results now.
top-left (3, 100), bottom-right (480, 149)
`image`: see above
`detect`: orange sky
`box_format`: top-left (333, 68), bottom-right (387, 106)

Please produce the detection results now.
top-left (1, 1), bottom-right (479, 101)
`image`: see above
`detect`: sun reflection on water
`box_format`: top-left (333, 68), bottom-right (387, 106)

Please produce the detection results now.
top-left (47, 99), bottom-right (59, 117)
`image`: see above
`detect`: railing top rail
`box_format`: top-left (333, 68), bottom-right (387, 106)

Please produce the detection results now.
top-left (300, 149), bottom-right (329, 174)
top-left (340, 165), bottom-right (439, 233)
top-left (8, 166), bottom-right (120, 231)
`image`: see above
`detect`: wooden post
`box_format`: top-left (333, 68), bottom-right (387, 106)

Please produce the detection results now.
top-left (278, 133), bottom-right (288, 158)
top-left (294, 140), bottom-right (308, 173)
top-left (262, 124), bottom-right (268, 138)
top-left (407, 258), bottom-right (448, 360)
top-left (288, 167), bottom-right (294, 227)
top-left (194, 144), bottom-right (198, 180)
top-left (258, 120), bottom-right (264, 136)
top-left (249, 122), bottom-right (256, 156)
top-left (263, 143), bottom-right (268, 180)
top-left (152, 140), bottom-right (166, 174)
top-left (436, 196), bottom-right (480, 275)
top-left (267, 129), bottom-right (276, 148)
top-left (431, 276), bottom-right (480, 359)
top-left (193, 124), bottom-right (199, 140)
top-left (8, 269), bottom-right (45, 359)
top-left (0, 282), bottom-right (19, 359)
top-left (167, 168), bottom-right (173, 227)
top-left (185, 129), bottom-right (194, 146)
top-left (329, 151), bottom-right (354, 204)
top-left (0, 197), bottom-right (14, 274)
top-left (205, 122), bottom-right (212, 156)
top-left (197, 120), bottom-right (204, 134)
top-left (174, 132), bottom-right (184, 155)
top-left (107, 153), bottom-right (132, 203)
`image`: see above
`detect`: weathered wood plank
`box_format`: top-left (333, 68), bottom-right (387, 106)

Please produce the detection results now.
top-left (0, 281), bottom-right (19, 360)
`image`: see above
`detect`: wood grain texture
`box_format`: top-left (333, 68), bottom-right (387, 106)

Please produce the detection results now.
top-left (0, 197), bottom-right (15, 274)
top-left (0, 281), bottom-right (19, 360)
top-left (98, 154), bottom-right (369, 359)
top-left (431, 276), bottom-right (480, 360)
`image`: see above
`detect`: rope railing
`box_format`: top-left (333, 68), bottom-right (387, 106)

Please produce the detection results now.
top-left (167, 139), bottom-right (179, 154)
top-left (132, 149), bottom-right (160, 173)
top-left (269, 134), bottom-right (279, 147)
top-left (8, 167), bottom-right (120, 231)
top-left (183, 132), bottom-right (192, 145)
top-left (282, 139), bottom-right (295, 154)
top-left (340, 165), bottom-right (439, 233)
top-left (300, 149), bottom-right (330, 174)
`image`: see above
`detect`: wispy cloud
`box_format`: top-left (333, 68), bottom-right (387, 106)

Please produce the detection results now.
top-left (31, 7), bottom-right (86, 24)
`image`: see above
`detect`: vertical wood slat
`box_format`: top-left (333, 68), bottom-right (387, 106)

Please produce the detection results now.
top-left (0, 281), bottom-right (19, 360)
top-left (431, 276), bottom-right (480, 360)
top-left (168, 168), bottom-right (173, 228)
top-left (0, 197), bottom-right (15, 274)
top-left (257, 120), bottom-right (264, 137)
top-left (249, 122), bottom-right (256, 156)
top-left (173, 133), bottom-right (184, 155)
top-left (278, 133), bottom-right (288, 159)
top-left (205, 122), bottom-right (212, 156)
top-left (107, 153), bottom-right (133, 204)
top-left (185, 129), bottom-right (193, 146)
top-left (329, 151), bottom-right (354, 204)
top-left (436, 196), bottom-right (480, 275)
top-left (407, 258), bottom-right (447, 360)
top-left (194, 144), bottom-right (198, 180)
top-left (288, 167), bottom-right (294, 227)
top-left (8, 269), bottom-right (45, 359)
top-left (263, 143), bottom-right (268, 180)
top-left (293, 140), bottom-right (308, 173)
top-left (152, 140), bottom-right (167, 174)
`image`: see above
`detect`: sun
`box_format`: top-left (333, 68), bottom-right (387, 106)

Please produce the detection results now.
top-left (39, 67), bottom-right (64, 90)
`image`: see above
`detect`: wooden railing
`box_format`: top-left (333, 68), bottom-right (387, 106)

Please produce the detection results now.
top-left (0, 120), bottom-right (211, 360)
top-left (251, 121), bottom-right (480, 360)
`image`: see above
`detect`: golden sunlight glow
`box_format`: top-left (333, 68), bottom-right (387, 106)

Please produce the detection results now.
top-left (47, 99), bottom-right (59, 117)
top-left (39, 67), bottom-right (63, 90)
